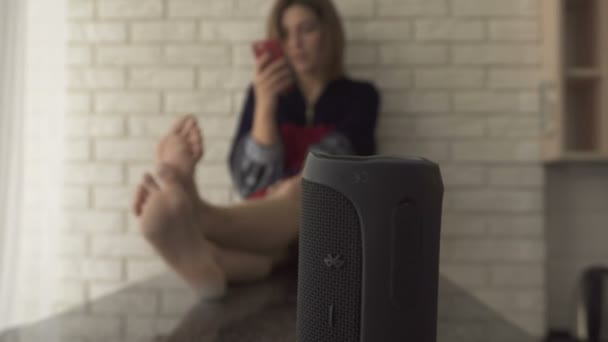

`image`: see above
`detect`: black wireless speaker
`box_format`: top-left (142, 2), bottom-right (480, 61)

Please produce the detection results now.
top-left (296, 152), bottom-right (444, 342)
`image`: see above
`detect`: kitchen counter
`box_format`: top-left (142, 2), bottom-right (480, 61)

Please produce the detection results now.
top-left (166, 267), bottom-right (297, 341)
top-left (0, 266), bottom-right (538, 342)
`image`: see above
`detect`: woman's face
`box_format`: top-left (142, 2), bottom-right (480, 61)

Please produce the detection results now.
top-left (281, 4), bottom-right (325, 77)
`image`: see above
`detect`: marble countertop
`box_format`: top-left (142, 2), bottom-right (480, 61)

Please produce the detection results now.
top-left (0, 266), bottom-right (538, 342)
top-left (166, 268), bottom-right (297, 342)
top-left (0, 268), bottom-right (298, 342)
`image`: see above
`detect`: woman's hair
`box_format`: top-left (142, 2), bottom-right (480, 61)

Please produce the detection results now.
top-left (267, 0), bottom-right (345, 81)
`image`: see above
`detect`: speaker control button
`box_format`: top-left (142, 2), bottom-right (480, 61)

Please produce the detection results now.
top-left (324, 254), bottom-right (345, 269)
top-left (390, 200), bottom-right (422, 310)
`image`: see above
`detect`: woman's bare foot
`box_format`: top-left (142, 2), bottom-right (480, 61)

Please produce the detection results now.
top-left (132, 164), bottom-right (226, 297)
top-left (132, 164), bottom-right (276, 287)
top-left (136, 116), bottom-right (279, 287)
top-left (156, 114), bottom-right (203, 180)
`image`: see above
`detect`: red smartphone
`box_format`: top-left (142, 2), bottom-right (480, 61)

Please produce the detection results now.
top-left (252, 39), bottom-right (283, 63)
top-left (252, 39), bottom-right (295, 93)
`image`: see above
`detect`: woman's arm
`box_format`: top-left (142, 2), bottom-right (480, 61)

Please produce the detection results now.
top-left (250, 53), bottom-right (291, 146)
top-left (229, 132), bottom-right (284, 198)
top-left (228, 54), bottom-right (295, 198)
top-left (229, 86), bottom-right (284, 198)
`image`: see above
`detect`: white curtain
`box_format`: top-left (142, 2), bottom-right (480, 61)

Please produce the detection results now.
top-left (0, 0), bottom-right (65, 331)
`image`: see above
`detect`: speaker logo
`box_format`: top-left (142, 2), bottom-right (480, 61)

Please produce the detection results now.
top-left (324, 254), bottom-right (345, 269)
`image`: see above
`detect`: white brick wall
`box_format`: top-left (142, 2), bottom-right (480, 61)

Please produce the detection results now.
top-left (452, 0), bottom-right (537, 17)
top-left (64, 0), bottom-right (546, 339)
top-left (97, 46), bottom-right (164, 66)
top-left (414, 19), bottom-right (484, 41)
top-left (97, 0), bottom-right (163, 19)
top-left (377, 0), bottom-right (448, 17)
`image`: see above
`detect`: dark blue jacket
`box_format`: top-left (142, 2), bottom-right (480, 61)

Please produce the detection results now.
top-left (229, 76), bottom-right (380, 198)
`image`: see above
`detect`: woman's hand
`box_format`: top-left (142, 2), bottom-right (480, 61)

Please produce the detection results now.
top-left (253, 52), bottom-right (294, 110)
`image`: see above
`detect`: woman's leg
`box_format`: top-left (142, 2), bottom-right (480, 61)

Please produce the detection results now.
top-left (133, 115), bottom-right (300, 287)
top-left (152, 114), bottom-right (302, 256)
top-left (134, 166), bottom-right (280, 289)
top-left (203, 174), bottom-right (302, 255)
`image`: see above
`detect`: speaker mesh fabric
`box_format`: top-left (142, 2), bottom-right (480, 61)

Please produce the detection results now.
top-left (297, 179), bottom-right (362, 342)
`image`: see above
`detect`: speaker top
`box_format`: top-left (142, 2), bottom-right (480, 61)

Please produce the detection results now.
top-left (305, 151), bottom-right (431, 164)
top-left (303, 151), bottom-right (440, 181)
top-left (302, 151), bottom-right (443, 203)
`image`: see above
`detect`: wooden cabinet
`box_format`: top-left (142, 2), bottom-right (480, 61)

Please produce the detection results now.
top-left (542, 0), bottom-right (608, 162)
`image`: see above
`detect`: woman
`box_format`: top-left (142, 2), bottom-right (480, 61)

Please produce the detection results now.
top-left (132, 0), bottom-right (380, 295)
